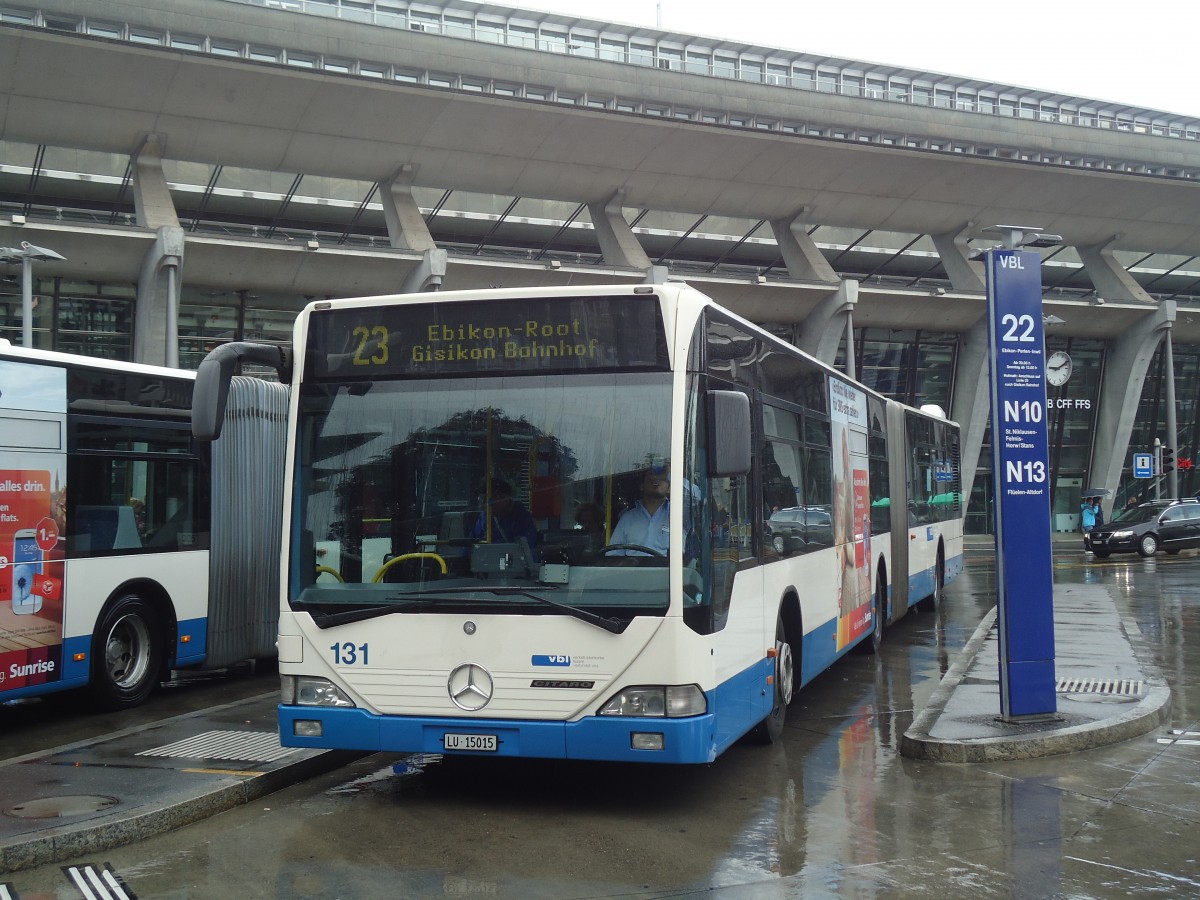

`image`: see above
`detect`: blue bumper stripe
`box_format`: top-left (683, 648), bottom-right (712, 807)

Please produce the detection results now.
top-left (280, 706), bottom-right (721, 764)
top-left (280, 658), bottom-right (778, 764)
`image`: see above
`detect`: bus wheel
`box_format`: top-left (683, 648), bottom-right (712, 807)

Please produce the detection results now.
top-left (90, 594), bottom-right (164, 710)
top-left (918, 546), bottom-right (945, 612)
top-left (862, 568), bottom-right (886, 655)
top-left (749, 616), bottom-right (794, 744)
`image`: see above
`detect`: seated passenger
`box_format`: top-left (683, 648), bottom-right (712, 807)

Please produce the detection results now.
top-left (469, 479), bottom-right (538, 554)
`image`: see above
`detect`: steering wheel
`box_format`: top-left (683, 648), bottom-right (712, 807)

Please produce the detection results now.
top-left (600, 544), bottom-right (667, 558)
top-left (372, 552), bottom-right (449, 583)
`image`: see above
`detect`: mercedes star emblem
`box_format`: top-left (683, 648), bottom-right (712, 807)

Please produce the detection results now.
top-left (447, 662), bottom-right (494, 711)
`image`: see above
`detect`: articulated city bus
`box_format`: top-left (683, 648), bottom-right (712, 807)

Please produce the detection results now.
top-left (0, 341), bottom-right (284, 709)
top-left (193, 284), bottom-right (963, 763)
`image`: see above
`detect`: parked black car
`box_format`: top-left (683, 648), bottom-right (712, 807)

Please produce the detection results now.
top-left (1085, 499), bottom-right (1200, 558)
top-left (767, 506), bottom-right (833, 554)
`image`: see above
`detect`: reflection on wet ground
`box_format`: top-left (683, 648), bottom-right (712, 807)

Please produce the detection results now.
top-left (5, 549), bottom-right (1199, 898)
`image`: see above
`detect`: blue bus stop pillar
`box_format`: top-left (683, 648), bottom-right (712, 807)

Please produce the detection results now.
top-left (985, 245), bottom-right (1057, 719)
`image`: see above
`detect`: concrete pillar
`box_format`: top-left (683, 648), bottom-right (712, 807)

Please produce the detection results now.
top-left (769, 211), bottom-right (838, 284)
top-left (1089, 301), bottom-right (1175, 516)
top-left (134, 226), bottom-right (185, 367)
top-left (1077, 236), bottom-right (1154, 304)
top-left (132, 134), bottom-right (180, 230)
top-left (400, 248), bottom-right (447, 293)
top-left (642, 264), bottom-right (669, 284)
top-left (931, 224), bottom-right (986, 293)
top-left (587, 191), bottom-right (651, 269)
top-left (949, 315), bottom-right (992, 506)
top-left (381, 166), bottom-right (437, 252)
top-left (131, 135), bottom-right (185, 367)
top-left (794, 279), bottom-right (857, 366)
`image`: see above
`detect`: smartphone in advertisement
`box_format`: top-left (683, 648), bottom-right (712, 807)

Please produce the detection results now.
top-left (12, 528), bottom-right (43, 615)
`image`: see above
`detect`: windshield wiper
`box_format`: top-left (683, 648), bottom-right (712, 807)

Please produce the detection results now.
top-left (308, 604), bottom-right (394, 628)
top-left (307, 597), bottom-right (457, 628)
top-left (483, 588), bottom-right (625, 634)
top-left (387, 586), bottom-right (626, 634)
top-left (307, 588), bottom-right (626, 634)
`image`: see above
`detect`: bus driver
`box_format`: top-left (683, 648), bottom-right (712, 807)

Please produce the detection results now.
top-left (608, 462), bottom-right (674, 556)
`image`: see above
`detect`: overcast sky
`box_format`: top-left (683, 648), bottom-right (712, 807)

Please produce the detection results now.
top-left (517, 0), bottom-right (1200, 118)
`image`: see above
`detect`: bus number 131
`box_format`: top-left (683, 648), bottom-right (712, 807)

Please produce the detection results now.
top-left (331, 642), bottom-right (370, 665)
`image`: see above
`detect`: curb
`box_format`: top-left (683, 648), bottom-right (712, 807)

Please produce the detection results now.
top-left (0, 748), bottom-right (361, 874)
top-left (901, 606), bottom-right (1173, 763)
top-left (0, 692), bottom-right (367, 874)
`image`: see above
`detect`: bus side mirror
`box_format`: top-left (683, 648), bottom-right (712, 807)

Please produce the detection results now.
top-left (707, 390), bottom-right (751, 477)
top-left (192, 342), bottom-right (291, 440)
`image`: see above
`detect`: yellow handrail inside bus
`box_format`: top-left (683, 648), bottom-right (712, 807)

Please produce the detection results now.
top-left (315, 565), bottom-right (344, 582)
top-left (372, 552), bottom-right (449, 583)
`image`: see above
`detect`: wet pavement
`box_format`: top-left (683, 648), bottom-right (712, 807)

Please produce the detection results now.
top-left (0, 690), bottom-right (361, 873)
top-left (901, 542), bottom-right (1171, 760)
top-left (0, 533), bottom-right (1187, 889)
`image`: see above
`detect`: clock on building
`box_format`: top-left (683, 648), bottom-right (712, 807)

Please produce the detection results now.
top-left (1046, 350), bottom-right (1073, 386)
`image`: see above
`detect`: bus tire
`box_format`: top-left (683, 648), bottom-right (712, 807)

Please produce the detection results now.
top-left (748, 616), bottom-right (794, 744)
top-left (90, 594), bottom-right (164, 710)
top-left (860, 566), bottom-right (887, 655)
top-left (918, 544), bottom-right (945, 612)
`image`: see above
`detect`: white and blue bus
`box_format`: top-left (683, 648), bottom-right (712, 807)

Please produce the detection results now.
top-left (0, 341), bottom-right (284, 709)
top-left (194, 284), bottom-right (962, 763)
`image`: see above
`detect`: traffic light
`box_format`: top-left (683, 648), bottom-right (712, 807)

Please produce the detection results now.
top-left (1161, 447), bottom-right (1175, 474)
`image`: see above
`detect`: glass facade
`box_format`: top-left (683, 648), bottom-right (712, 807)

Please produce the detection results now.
top-left (0, 279), bottom-right (134, 359)
top-left (1126, 342), bottom-right (1200, 503)
top-left (1046, 339), bottom-right (1104, 532)
top-left (7, 273), bottom-right (1200, 536)
top-left (0, 279), bottom-right (292, 370)
top-left (841, 328), bottom-right (957, 410)
top-left (177, 286), bottom-right (297, 373)
top-left (966, 338), bottom-right (1105, 535)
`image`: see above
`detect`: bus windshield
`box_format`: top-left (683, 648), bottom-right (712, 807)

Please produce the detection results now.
top-left (291, 372), bottom-right (676, 623)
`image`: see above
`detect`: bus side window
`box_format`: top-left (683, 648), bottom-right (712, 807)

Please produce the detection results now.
top-left (73, 505), bottom-right (143, 553)
top-left (145, 496), bottom-right (193, 549)
top-left (707, 473), bottom-right (748, 631)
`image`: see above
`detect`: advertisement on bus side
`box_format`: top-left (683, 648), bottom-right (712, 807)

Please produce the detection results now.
top-left (831, 378), bottom-right (872, 650)
top-left (0, 468), bottom-right (67, 693)
top-left (0, 360), bottom-right (68, 693)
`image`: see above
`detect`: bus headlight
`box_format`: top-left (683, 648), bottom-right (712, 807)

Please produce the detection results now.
top-left (281, 674), bottom-right (356, 708)
top-left (598, 685), bottom-right (706, 717)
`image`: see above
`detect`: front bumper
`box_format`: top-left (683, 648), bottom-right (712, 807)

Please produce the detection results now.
top-left (279, 706), bottom-right (719, 764)
top-left (1085, 532), bottom-right (1136, 553)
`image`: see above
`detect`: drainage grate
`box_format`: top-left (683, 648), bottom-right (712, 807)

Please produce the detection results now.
top-left (136, 730), bottom-right (298, 763)
top-left (1056, 678), bottom-right (1144, 696)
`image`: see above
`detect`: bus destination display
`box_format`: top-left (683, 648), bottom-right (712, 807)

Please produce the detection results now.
top-left (307, 295), bottom-right (669, 379)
